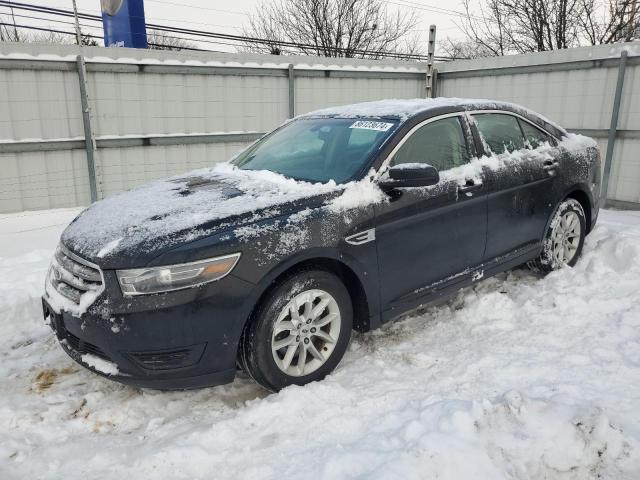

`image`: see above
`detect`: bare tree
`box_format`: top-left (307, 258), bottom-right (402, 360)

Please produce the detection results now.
top-left (0, 8), bottom-right (21, 42)
top-left (439, 38), bottom-right (495, 59)
top-left (0, 24), bottom-right (98, 46)
top-left (242, 0), bottom-right (421, 59)
top-left (147, 29), bottom-right (196, 51)
top-left (457, 0), bottom-right (511, 56)
top-left (578, 0), bottom-right (639, 44)
top-left (455, 0), bottom-right (640, 58)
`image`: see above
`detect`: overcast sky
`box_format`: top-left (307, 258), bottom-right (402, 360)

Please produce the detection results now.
top-left (9, 0), bottom-right (471, 55)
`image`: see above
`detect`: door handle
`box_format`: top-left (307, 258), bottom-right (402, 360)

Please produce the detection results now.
top-left (458, 180), bottom-right (483, 196)
top-left (543, 160), bottom-right (560, 172)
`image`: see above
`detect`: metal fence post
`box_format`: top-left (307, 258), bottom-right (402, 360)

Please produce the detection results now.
top-left (432, 68), bottom-right (439, 98)
top-left (602, 50), bottom-right (628, 207)
top-left (76, 54), bottom-right (98, 203)
top-left (288, 64), bottom-right (295, 118)
top-left (425, 25), bottom-right (436, 98)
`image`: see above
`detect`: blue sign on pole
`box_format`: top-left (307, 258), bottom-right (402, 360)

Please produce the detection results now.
top-left (101, 0), bottom-right (148, 48)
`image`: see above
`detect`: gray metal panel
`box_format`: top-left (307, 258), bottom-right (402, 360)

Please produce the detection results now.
top-left (438, 67), bottom-right (621, 130)
top-left (0, 139), bottom-right (85, 153)
top-left (618, 63), bottom-right (640, 131)
top-left (0, 67), bottom-right (84, 141)
top-left (0, 149), bottom-right (90, 213)
top-left (437, 57), bottom-right (640, 79)
top-left (295, 76), bottom-right (424, 115)
top-left (98, 141), bottom-right (253, 197)
top-left (0, 58), bottom-right (76, 71)
top-left (608, 138), bottom-right (640, 204)
top-left (86, 70), bottom-right (289, 137)
top-left (0, 133), bottom-right (265, 153)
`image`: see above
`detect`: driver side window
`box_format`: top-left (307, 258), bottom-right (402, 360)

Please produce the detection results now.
top-left (390, 116), bottom-right (469, 171)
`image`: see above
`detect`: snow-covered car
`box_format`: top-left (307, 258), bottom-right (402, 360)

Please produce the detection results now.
top-left (42, 98), bottom-right (601, 391)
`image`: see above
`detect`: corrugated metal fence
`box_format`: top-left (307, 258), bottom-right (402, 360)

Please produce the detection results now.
top-left (0, 41), bottom-right (639, 214)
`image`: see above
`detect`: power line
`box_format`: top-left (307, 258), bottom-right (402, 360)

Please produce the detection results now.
top-left (144, 0), bottom-right (250, 17)
top-left (0, 12), bottom-right (243, 50)
top-left (0, 21), bottom-right (222, 52)
top-left (0, 1), bottom-right (457, 60)
top-left (26, 0), bottom-right (244, 32)
top-left (387, 0), bottom-right (486, 22)
top-left (0, 21), bottom-right (102, 39)
top-left (389, 0), bottom-right (468, 18)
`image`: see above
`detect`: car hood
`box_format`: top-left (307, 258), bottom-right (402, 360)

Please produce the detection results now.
top-left (61, 163), bottom-right (342, 268)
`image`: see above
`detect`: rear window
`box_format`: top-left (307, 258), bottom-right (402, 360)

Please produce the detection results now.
top-left (473, 113), bottom-right (525, 154)
top-left (518, 119), bottom-right (552, 149)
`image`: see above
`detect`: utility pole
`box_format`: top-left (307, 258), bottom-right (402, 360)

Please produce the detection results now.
top-left (425, 25), bottom-right (436, 98)
top-left (71, 0), bottom-right (82, 45)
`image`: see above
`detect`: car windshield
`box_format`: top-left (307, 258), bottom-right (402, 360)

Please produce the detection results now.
top-left (232, 117), bottom-right (398, 183)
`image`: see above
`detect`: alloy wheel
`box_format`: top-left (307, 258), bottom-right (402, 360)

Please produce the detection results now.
top-left (271, 289), bottom-right (341, 377)
top-left (551, 210), bottom-right (581, 266)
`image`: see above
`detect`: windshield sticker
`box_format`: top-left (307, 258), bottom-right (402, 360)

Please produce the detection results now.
top-left (349, 121), bottom-right (394, 132)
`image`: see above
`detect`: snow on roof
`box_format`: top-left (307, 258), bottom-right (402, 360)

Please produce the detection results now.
top-left (302, 98), bottom-right (567, 133)
top-left (303, 98), bottom-right (525, 121)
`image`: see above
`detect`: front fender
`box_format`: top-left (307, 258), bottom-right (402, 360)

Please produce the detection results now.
top-left (237, 245), bottom-right (381, 335)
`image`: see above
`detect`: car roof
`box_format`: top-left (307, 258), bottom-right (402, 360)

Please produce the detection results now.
top-left (302, 98), bottom-right (567, 137)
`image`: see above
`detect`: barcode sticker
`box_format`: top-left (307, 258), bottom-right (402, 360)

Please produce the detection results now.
top-left (349, 121), bottom-right (394, 132)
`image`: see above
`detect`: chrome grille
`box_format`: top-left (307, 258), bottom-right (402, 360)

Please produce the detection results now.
top-left (48, 245), bottom-right (104, 306)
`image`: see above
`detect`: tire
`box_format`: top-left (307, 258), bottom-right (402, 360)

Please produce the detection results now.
top-left (239, 269), bottom-right (353, 392)
top-left (528, 198), bottom-right (586, 273)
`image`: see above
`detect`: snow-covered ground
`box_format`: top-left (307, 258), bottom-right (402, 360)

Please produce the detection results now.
top-left (1, 207), bottom-right (640, 479)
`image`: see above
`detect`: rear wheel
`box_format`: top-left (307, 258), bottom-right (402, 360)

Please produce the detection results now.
top-left (239, 269), bottom-right (353, 391)
top-left (528, 198), bottom-right (586, 272)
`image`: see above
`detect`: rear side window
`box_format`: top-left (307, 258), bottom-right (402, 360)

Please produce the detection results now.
top-left (391, 117), bottom-right (469, 172)
top-left (473, 113), bottom-right (525, 154)
top-left (518, 119), bottom-right (552, 149)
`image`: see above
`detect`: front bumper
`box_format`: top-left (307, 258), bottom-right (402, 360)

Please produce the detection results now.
top-left (43, 272), bottom-right (256, 390)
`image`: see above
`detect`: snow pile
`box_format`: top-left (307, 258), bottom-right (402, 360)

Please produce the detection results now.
top-left (2, 208), bottom-right (640, 479)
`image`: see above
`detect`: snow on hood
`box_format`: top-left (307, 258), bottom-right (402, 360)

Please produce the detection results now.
top-left (61, 163), bottom-right (341, 261)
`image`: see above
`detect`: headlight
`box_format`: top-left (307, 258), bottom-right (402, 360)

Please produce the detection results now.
top-left (116, 253), bottom-right (241, 296)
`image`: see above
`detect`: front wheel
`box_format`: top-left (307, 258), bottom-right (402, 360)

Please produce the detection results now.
top-left (528, 198), bottom-right (586, 272)
top-left (239, 269), bottom-right (353, 391)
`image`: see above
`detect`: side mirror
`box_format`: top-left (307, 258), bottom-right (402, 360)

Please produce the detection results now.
top-left (378, 163), bottom-right (440, 189)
